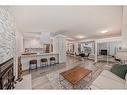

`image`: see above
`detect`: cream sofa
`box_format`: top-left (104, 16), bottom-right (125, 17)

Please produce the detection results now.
top-left (90, 70), bottom-right (127, 89)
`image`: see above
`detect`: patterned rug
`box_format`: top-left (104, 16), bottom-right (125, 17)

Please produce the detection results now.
top-left (32, 61), bottom-right (112, 89)
top-left (46, 64), bottom-right (102, 89)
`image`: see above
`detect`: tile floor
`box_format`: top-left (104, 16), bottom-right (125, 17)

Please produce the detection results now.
top-left (22, 56), bottom-right (113, 89)
top-left (15, 74), bottom-right (32, 89)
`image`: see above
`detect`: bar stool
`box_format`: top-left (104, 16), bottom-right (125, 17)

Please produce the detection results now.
top-left (29, 60), bottom-right (37, 72)
top-left (50, 57), bottom-right (56, 65)
top-left (40, 58), bottom-right (48, 68)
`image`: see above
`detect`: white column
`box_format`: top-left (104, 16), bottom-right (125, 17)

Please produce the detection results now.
top-left (81, 43), bottom-right (84, 52)
top-left (15, 31), bottom-right (24, 79)
top-left (53, 34), bottom-right (66, 63)
top-left (122, 6), bottom-right (127, 49)
top-left (74, 42), bottom-right (79, 54)
top-left (94, 41), bottom-right (98, 63)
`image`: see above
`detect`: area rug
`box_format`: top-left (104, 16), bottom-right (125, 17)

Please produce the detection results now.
top-left (46, 64), bottom-right (102, 89)
top-left (32, 61), bottom-right (111, 89)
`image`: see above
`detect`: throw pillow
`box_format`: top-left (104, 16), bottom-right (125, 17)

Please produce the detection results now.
top-left (125, 74), bottom-right (127, 88)
top-left (111, 64), bottom-right (127, 79)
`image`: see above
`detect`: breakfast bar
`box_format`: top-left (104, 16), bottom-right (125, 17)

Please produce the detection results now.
top-left (21, 53), bottom-right (59, 71)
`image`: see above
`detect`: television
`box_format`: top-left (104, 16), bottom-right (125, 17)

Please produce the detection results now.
top-left (101, 50), bottom-right (107, 55)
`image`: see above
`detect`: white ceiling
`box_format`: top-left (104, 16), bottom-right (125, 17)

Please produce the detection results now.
top-left (11, 6), bottom-right (123, 40)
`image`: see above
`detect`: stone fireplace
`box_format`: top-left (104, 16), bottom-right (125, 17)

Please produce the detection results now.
top-left (0, 58), bottom-right (15, 89)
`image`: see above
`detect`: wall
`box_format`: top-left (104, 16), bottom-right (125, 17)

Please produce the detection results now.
top-left (23, 38), bottom-right (42, 49)
top-left (79, 36), bottom-right (121, 43)
top-left (97, 43), bottom-right (107, 55)
top-left (122, 6), bottom-right (127, 49)
top-left (15, 31), bottom-right (23, 55)
top-left (0, 7), bottom-right (16, 64)
top-left (109, 41), bottom-right (122, 55)
top-left (0, 7), bottom-right (18, 78)
top-left (96, 36), bottom-right (121, 43)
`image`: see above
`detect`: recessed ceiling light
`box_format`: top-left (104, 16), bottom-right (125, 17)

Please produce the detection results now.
top-left (101, 30), bottom-right (108, 33)
top-left (76, 35), bottom-right (85, 39)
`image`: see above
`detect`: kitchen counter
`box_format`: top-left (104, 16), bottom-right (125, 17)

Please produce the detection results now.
top-left (21, 52), bottom-right (59, 57)
top-left (21, 52), bottom-right (59, 71)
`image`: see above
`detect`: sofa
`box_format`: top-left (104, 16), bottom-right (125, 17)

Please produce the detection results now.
top-left (90, 70), bottom-right (127, 89)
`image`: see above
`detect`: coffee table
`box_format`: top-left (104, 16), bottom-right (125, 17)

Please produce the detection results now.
top-left (59, 66), bottom-right (92, 89)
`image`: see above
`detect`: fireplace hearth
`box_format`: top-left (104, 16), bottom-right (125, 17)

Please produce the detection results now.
top-left (0, 58), bottom-right (15, 89)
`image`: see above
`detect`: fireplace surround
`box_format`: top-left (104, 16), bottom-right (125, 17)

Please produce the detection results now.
top-left (0, 58), bottom-right (15, 89)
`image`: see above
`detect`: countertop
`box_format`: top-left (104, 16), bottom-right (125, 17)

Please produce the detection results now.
top-left (21, 52), bottom-right (59, 57)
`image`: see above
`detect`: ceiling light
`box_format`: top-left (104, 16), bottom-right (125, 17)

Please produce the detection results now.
top-left (76, 35), bottom-right (85, 39)
top-left (101, 30), bottom-right (108, 33)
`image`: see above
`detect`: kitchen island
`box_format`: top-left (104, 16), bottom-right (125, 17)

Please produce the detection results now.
top-left (21, 52), bottom-right (59, 71)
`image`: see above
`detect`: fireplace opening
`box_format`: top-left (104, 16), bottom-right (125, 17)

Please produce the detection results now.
top-left (100, 50), bottom-right (107, 55)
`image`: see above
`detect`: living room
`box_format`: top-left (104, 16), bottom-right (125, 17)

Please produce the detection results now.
top-left (0, 5), bottom-right (127, 91)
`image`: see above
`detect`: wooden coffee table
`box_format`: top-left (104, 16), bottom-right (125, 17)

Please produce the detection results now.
top-left (60, 66), bottom-right (92, 89)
